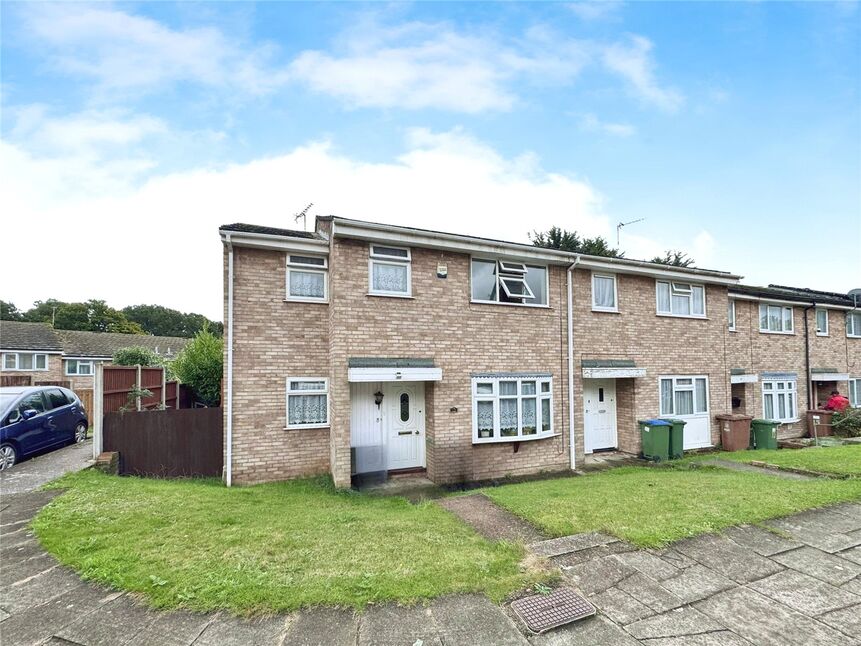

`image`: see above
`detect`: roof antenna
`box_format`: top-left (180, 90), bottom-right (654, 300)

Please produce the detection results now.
top-left (617, 218), bottom-right (646, 246)
top-left (294, 203), bottom-right (314, 231)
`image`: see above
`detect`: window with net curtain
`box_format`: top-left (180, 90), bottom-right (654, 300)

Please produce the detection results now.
top-left (369, 245), bottom-right (411, 296)
top-left (286, 379), bottom-right (328, 428)
top-left (592, 273), bottom-right (617, 311)
top-left (660, 377), bottom-right (708, 416)
top-left (287, 255), bottom-right (327, 301)
top-left (472, 376), bottom-right (553, 442)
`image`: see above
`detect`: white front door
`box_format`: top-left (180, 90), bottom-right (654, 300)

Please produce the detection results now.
top-left (384, 382), bottom-right (425, 470)
top-left (350, 382), bottom-right (385, 474)
top-left (584, 379), bottom-right (617, 453)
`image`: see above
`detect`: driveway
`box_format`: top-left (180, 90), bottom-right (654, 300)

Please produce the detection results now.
top-left (1, 487), bottom-right (859, 645)
top-left (0, 440), bottom-right (94, 495)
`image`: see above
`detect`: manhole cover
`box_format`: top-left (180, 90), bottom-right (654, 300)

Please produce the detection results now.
top-left (511, 587), bottom-right (596, 634)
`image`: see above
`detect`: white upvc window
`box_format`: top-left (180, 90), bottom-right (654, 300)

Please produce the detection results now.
top-left (849, 378), bottom-right (860, 407)
top-left (815, 308), bottom-right (828, 336)
top-left (65, 359), bottom-right (94, 376)
top-left (2, 353), bottom-right (48, 371)
top-left (728, 299), bottom-right (736, 331)
top-left (470, 259), bottom-right (549, 306)
top-left (762, 378), bottom-right (798, 422)
top-left (759, 304), bottom-right (794, 334)
top-left (368, 245), bottom-right (411, 297)
top-left (659, 376), bottom-right (709, 416)
top-left (286, 378), bottom-right (329, 429)
top-left (472, 375), bottom-right (553, 443)
top-left (656, 281), bottom-right (706, 318)
top-left (286, 255), bottom-right (328, 302)
top-left (592, 273), bottom-right (618, 312)
top-left (847, 312), bottom-right (861, 338)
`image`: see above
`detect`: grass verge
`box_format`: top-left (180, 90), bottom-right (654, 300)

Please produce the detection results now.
top-left (482, 465), bottom-right (861, 548)
top-left (33, 470), bottom-right (542, 614)
top-left (699, 444), bottom-right (861, 477)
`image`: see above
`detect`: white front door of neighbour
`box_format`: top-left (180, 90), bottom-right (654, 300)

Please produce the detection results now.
top-left (384, 382), bottom-right (425, 470)
top-left (584, 379), bottom-right (617, 453)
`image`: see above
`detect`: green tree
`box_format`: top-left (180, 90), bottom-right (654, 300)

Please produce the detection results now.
top-left (530, 226), bottom-right (624, 258)
top-left (113, 346), bottom-right (163, 367)
top-left (0, 301), bottom-right (23, 320)
top-left (122, 304), bottom-right (223, 338)
top-left (24, 299), bottom-right (145, 334)
top-left (170, 328), bottom-right (223, 407)
top-left (651, 250), bottom-right (695, 267)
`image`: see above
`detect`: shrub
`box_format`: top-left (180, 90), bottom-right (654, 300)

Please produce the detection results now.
top-left (170, 328), bottom-right (222, 407)
top-left (832, 409), bottom-right (861, 438)
top-left (113, 346), bottom-right (163, 368)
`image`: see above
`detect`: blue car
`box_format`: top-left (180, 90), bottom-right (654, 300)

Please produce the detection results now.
top-left (0, 386), bottom-right (89, 471)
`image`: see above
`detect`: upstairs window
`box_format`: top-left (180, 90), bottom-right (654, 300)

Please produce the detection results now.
top-left (472, 376), bottom-right (553, 443)
top-left (286, 255), bottom-right (328, 302)
top-left (760, 304), bottom-right (794, 334)
top-left (848, 312), bottom-right (861, 338)
top-left (65, 360), bottom-right (94, 376)
top-left (471, 259), bottom-right (548, 306)
top-left (728, 299), bottom-right (736, 331)
top-left (815, 308), bottom-right (829, 336)
top-left (592, 274), bottom-right (618, 312)
top-left (656, 281), bottom-right (705, 317)
top-left (762, 379), bottom-right (797, 422)
top-left (2, 353), bottom-right (48, 371)
top-left (369, 245), bottom-right (411, 297)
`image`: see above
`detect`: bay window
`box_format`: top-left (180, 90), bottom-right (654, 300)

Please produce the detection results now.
top-left (286, 378), bottom-right (329, 429)
top-left (472, 375), bottom-right (553, 442)
top-left (286, 255), bottom-right (328, 302)
top-left (592, 273), bottom-right (618, 312)
top-left (759, 304), bottom-right (794, 334)
top-left (656, 281), bottom-right (705, 317)
top-left (470, 259), bottom-right (548, 306)
top-left (369, 245), bottom-right (411, 297)
top-left (659, 376), bottom-right (709, 416)
top-left (762, 379), bottom-right (797, 422)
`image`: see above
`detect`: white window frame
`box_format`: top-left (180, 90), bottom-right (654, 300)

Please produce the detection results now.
top-left (728, 299), bottom-right (736, 331)
top-left (815, 308), bottom-right (829, 336)
top-left (1, 353), bottom-right (49, 371)
top-left (847, 311), bottom-right (861, 338)
top-left (591, 273), bottom-right (618, 313)
top-left (286, 255), bottom-right (328, 303)
top-left (470, 258), bottom-right (550, 308)
top-left (285, 377), bottom-right (329, 429)
top-left (849, 378), bottom-right (860, 407)
top-left (655, 280), bottom-right (706, 318)
top-left (761, 378), bottom-right (798, 423)
top-left (368, 244), bottom-right (412, 297)
top-left (658, 375), bottom-right (710, 416)
top-left (759, 304), bottom-right (794, 334)
top-left (471, 376), bottom-right (554, 444)
top-left (65, 359), bottom-right (94, 376)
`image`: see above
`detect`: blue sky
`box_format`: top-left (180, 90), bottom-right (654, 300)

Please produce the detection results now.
top-left (1, 1), bottom-right (859, 319)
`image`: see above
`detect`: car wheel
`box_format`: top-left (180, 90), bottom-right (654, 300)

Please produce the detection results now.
top-left (0, 444), bottom-right (17, 471)
top-left (74, 422), bottom-right (88, 443)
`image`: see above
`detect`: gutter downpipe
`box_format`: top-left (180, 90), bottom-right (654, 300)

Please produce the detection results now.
top-left (226, 234), bottom-right (235, 487)
top-left (803, 302), bottom-right (814, 411)
top-left (567, 257), bottom-right (580, 470)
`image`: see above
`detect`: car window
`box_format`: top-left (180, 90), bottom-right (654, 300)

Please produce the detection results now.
top-left (19, 392), bottom-right (46, 414)
top-left (46, 389), bottom-right (69, 409)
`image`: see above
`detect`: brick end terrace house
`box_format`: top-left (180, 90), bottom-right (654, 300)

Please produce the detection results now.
top-left (220, 217), bottom-right (859, 489)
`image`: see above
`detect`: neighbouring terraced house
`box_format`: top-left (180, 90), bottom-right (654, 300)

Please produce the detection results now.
top-left (220, 218), bottom-right (861, 487)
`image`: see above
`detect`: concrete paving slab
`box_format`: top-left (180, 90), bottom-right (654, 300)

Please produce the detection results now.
top-left (638, 632), bottom-right (753, 646)
top-left (437, 494), bottom-right (544, 543)
top-left (818, 602), bottom-right (861, 637)
top-left (841, 577), bottom-right (861, 596)
top-left (722, 524), bottom-right (802, 557)
top-left (0, 526), bottom-right (38, 550)
top-left (431, 595), bottom-right (527, 646)
top-left (282, 608), bottom-right (358, 646)
top-left (358, 603), bottom-right (440, 646)
top-left (672, 534), bottom-right (784, 584)
top-left (830, 502), bottom-right (861, 523)
top-left (624, 606), bottom-right (725, 640)
top-left (0, 607), bottom-right (9, 623)
top-left (648, 548), bottom-right (698, 571)
top-left (56, 594), bottom-right (158, 646)
top-left (562, 555), bottom-right (637, 595)
top-left (793, 507), bottom-right (861, 533)
top-left (529, 614), bottom-right (640, 646)
top-left (695, 586), bottom-right (854, 646)
top-left (658, 565), bottom-right (735, 604)
top-left (550, 541), bottom-right (635, 568)
top-left (591, 586), bottom-right (655, 625)
top-left (772, 546), bottom-right (861, 585)
top-left (125, 610), bottom-right (214, 646)
top-left (614, 551), bottom-right (681, 582)
top-left (616, 574), bottom-right (684, 613)
top-left (748, 569), bottom-right (861, 616)
top-left (529, 533), bottom-right (617, 558)
top-left (765, 516), bottom-right (860, 553)
top-left (192, 614), bottom-right (287, 646)
top-left (0, 567), bottom-right (84, 614)
top-left (700, 458), bottom-right (812, 480)
top-left (0, 538), bottom-right (46, 565)
top-left (2, 553), bottom-right (59, 583)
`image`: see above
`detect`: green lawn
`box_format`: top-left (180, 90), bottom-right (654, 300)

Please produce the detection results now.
top-left (34, 471), bottom-right (541, 614)
top-left (482, 465), bottom-right (861, 548)
top-left (706, 444), bottom-right (861, 477)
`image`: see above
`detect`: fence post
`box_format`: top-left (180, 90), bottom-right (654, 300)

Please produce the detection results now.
top-left (136, 364), bottom-right (142, 411)
top-left (93, 362), bottom-right (104, 458)
top-left (161, 369), bottom-right (166, 409)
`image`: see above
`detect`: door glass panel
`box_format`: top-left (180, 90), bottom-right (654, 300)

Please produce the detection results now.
top-left (541, 398), bottom-right (551, 432)
top-left (399, 393), bottom-right (410, 422)
top-left (477, 401), bottom-right (494, 438)
top-left (675, 390), bottom-right (694, 416)
top-left (598, 388), bottom-right (604, 403)
top-left (695, 379), bottom-right (707, 413)
top-left (500, 399), bottom-right (518, 436)
top-left (660, 379), bottom-right (673, 415)
top-left (521, 398), bottom-right (536, 435)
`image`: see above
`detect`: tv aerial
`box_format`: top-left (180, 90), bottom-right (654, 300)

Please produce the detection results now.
top-left (294, 203), bottom-right (314, 230)
top-left (617, 218), bottom-right (646, 245)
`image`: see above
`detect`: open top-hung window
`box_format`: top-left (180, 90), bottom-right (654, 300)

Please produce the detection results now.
top-left (369, 245), bottom-right (411, 296)
top-left (286, 378), bottom-right (328, 429)
top-left (472, 375), bottom-right (553, 443)
top-left (759, 304), bottom-right (794, 334)
top-left (286, 255), bottom-right (328, 302)
top-left (471, 259), bottom-right (548, 306)
top-left (656, 281), bottom-right (705, 317)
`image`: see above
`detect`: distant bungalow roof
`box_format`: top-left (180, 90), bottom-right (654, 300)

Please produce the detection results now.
top-left (729, 284), bottom-right (856, 307)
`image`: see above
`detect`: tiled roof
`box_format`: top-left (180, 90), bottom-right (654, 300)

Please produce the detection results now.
top-left (56, 330), bottom-right (189, 358)
top-left (348, 357), bottom-right (435, 368)
top-left (0, 321), bottom-right (63, 351)
top-left (729, 284), bottom-right (856, 307)
top-left (219, 223), bottom-right (323, 239)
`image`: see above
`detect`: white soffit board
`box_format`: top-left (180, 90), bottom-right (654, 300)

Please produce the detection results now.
top-left (731, 374), bottom-right (759, 384)
top-left (811, 373), bottom-right (849, 382)
top-left (582, 367), bottom-right (646, 379)
top-left (348, 367), bottom-right (443, 383)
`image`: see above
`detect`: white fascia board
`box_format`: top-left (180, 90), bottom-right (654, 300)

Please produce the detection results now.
top-left (811, 373), bottom-right (850, 382)
top-left (582, 367), bottom-right (647, 379)
top-left (348, 367), bottom-right (443, 383)
top-left (0, 349), bottom-right (63, 355)
top-left (730, 293), bottom-right (855, 311)
top-left (731, 374), bottom-right (759, 384)
top-left (219, 230), bottom-right (330, 255)
top-left (576, 258), bottom-right (741, 286)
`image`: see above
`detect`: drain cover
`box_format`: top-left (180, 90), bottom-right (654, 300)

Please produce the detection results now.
top-left (510, 587), bottom-right (596, 634)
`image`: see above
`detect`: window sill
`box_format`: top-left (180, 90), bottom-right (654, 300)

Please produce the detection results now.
top-left (848, 335), bottom-right (861, 339)
top-left (470, 300), bottom-right (551, 309)
top-left (473, 432), bottom-right (560, 445)
top-left (284, 297), bottom-right (329, 304)
top-left (656, 313), bottom-right (708, 320)
top-left (815, 333), bottom-right (829, 337)
top-left (367, 292), bottom-right (414, 299)
top-left (759, 330), bottom-right (795, 336)
top-left (592, 307), bottom-right (619, 314)
top-left (729, 328), bottom-right (737, 333)
top-left (773, 419), bottom-right (801, 425)
top-left (284, 425), bottom-right (330, 431)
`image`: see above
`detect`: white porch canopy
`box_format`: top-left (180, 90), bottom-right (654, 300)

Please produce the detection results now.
top-left (347, 357), bottom-right (442, 383)
top-left (581, 359), bottom-right (646, 379)
top-left (811, 372), bottom-right (849, 382)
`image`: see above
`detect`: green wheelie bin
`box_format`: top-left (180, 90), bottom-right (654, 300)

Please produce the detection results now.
top-left (660, 418), bottom-right (687, 459)
top-left (750, 419), bottom-right (779, 450)
top-left (638, 419), bottom-right (671, 462)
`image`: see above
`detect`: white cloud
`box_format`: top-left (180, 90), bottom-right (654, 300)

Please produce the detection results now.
top-left (578, 113), bottom-right (635, 137)
top-left (567, 2), bottom-right (623, 22)
top-left (602, 35), bottom-right (683, 112)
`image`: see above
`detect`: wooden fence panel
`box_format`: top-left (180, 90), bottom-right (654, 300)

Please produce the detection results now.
top-left (103, 407), bottom-right (223, 478)
top-left (77, 389), bottom-right (94, 415)
top-left (1, 375), bottom-right (32, 387)
top-left (103, 367), bottom-right (138, 412)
